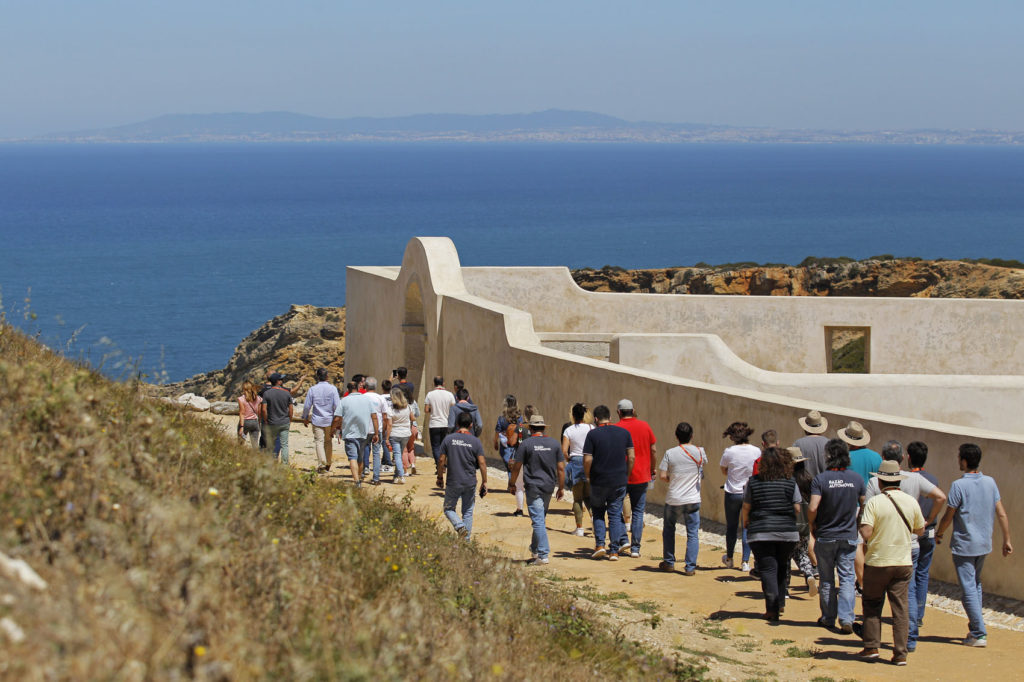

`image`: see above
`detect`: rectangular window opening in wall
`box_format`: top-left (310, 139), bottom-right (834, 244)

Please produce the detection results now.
top-left (826, 326), bottom-right (870, 373)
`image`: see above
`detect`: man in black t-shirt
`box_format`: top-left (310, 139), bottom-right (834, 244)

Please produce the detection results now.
top-left (808, 438), bottom-right (866, 633)
top-left (510, 415), bottom-right (565, 565)
top-left (260, 373), bottom-right (294, 465)
top-left (583, 405), bottom-right (634, 560)
top-left (438, 411), bottom-right (488, 540)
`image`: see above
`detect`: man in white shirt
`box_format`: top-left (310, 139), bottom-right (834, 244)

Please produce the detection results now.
top-left (658, 422), bottom-right (707, 576)
top-left (363, 376), bottom-right (390, 485)
top-left (424, 376), bottom-right (456, 467)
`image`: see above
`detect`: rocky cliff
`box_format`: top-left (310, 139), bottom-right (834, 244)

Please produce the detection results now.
top-left (163, 304), bottom-right (345, 400)
top-left (571, 258), bottom-right (1024, 299)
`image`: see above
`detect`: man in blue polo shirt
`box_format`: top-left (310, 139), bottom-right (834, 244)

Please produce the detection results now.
top-left (583, 405), bottom-right (634, 561)
top-left (937, 443), bottom-right (1013, 648)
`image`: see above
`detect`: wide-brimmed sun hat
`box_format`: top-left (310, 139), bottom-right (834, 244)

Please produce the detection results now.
top-left (786, 446), bottom-right (808, 463)
top-left (798, 409), bottom-right (829, 434)
top-left (875, 459), bottom-right (907, 483)
top-left (528, 414), bottom-right (546, 427)
top-left (838, 420), bottom-right (871, 447)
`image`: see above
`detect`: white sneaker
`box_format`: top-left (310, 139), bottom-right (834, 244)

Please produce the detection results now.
top-left (573, 528), bottom-right (586, 537)
top-left (963, 635), bottom-right (988, 647)
top-left (742, 561), bottom-right (751, 572)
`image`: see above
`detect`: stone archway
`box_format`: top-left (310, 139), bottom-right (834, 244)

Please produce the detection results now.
top-left (402, 279), bottom-right (427, 400)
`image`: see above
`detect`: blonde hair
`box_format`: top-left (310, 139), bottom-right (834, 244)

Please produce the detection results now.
top-left (242, 380), bottom-right (258, 403)
top-left (523, 404), bottom-right (536, 420)
top-left (390, 386), bottom-right (408, 409)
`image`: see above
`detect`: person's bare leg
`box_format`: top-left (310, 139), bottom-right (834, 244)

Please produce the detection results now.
top-left (349, 459), bottom-right (360, 485)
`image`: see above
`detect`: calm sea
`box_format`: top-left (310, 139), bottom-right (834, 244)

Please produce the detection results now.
top-left (2, 143), bottom-right (1023, 381)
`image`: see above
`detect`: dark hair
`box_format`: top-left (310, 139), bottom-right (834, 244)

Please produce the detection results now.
top-left (401, 385), bottom-right (414, 402)
top-left (454, 379), bottom-right (465, 391)
top-left (315, 367), bottom-right (328, 382)
top-left (907, 441), bottom-right (928, 469)
top-left (396, 366), bottom-right (408, 380)
top-left (881, 440), bottom-right (903, 463)
top-left (619, 407), bottom-right (634, 417)
top-left (346, 381), bottom-right (358, 392)
top-left (794, 460), bottom-right (813, 502)
top-left (761, 429), bottom-right (778, 447)
top-left (593, 404), bottom-right (611, 422)
top-left (959, 443), bottom-right (982, 470)
top-left (825, 438), bottom-right (850, 470)
top-left (456, 388), bottom-right (469, 401)
top-left (456, 411), bottom-right (474, 429)
top-left (571, 403), bottom-right (587, 422)
top-left (723, 421), bottom-right (755, 444)
top-left (675, 422), bottom-right (693, 444)
top-left (352, 374), bottom-right (365, 384)
top-left (433, 376), bottom-right (444, 386)
top-left (757, 446), bottom-right (794, 481)
top-left (381, 379), bottom-right (392, 392)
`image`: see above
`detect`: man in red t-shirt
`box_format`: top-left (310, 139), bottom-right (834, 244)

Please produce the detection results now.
top-left (615, 399), bottom-right (657, 558)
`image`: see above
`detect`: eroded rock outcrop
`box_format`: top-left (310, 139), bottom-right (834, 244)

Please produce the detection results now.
top-left (572, 259), bottom-right (1024, 299)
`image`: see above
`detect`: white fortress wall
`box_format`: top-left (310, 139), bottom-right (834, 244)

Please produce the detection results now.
top-left (612, 333), bottom-right (1024, 434)
top-left (347, 238), bottom-right (1024, 600)
top-left (460, 266), bottom-right (1024, 376)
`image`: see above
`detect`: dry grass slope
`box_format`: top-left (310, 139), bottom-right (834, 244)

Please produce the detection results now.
top-left (0, 322), bottom-right (700, 681)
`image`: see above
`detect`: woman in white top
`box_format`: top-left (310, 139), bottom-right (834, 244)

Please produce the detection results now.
top-left (720, 421), bottom-right (759, 571)
top-left (561, 402), bottom-right (595, 536)
top-left (387, 387), bottom-right (411, 483)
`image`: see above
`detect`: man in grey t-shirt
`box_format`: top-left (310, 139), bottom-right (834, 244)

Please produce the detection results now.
top-left (439, 411), bottom-right (488, 540)
top-left (510, 414), bottom-right (565, 565)
top-left (793, 409), bottom-right (830, 478)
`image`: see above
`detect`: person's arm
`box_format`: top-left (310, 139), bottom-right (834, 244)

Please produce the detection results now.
top-left (923, 487), bottom-right (947, 526)
top-left (474, 410), bottom-right (483, 433)
top-left (720, 465), bottom-right (729, 477)
top-left (658, 457), bottom-right (670, 483)
top-left (583, 453), bottom-right (593, 481)
top-left (649, 443), bottom-right (658, 480)
top-left (626, 446), bottom-right (635, 475)
top-left (996, 500), bottom-right (1013, 556)
top-left (741, 501), bottom-right (751, 527)
top-left (437, 452), bottom-right (447, 486)
top-left (301, 390), bottom-right (313, 425)
top-left (476, 454), bottom-right (488, 493)
top-left (287, 401), bottom-right (294, 421)
top-left (493, 429), bottom-right (500, 451)
top-left (289, 376), bottom-right (307, 397)
top-left (807, 494), bottom-right (821, 534)
top-left (260, 401), bottom-right (267, 422)
top-left (860, 523), bottom-right (874, 542)
top-left (370, 413), bottom-right (380, 443)
top-left (238, 398), bottom-right (246, 435)
top-left (561, 434), bottom-right (571, 460)
top-left (936, 505), bottom-right (956, 544)
top-left (556, 460), bottom-right (566, 501)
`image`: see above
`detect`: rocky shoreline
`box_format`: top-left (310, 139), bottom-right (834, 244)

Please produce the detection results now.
top-left (162, 258), bottom-right (1023, 401)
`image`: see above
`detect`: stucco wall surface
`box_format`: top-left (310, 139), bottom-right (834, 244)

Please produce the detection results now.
top-left (347, 238), bottom-right (1024, 600)
top-left (613, 333), bottom-right (1024, 435)
top-left (460, 267), bottom-right (1024, 376)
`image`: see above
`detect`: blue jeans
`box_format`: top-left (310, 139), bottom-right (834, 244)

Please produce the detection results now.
top-left (444, 484), bottom-right (476, 538)
top-left (380, 433), bottom-right (394, 467)
top-left (663, 502), bottom-right (701, 571)
top-left (815, 539), bottom-right (858, 627)
top-left (526, 488), bottom-right (553, 559)
top-left (590, 484), bottom-right (627, 551)
top-left (388, 436), bottom-right (408, 478)
top-left (618, 483), bottom-right (648, 552)
top-left (913, 535), bottom-right (935, 626)
top-left (723, 491), bottom-right (750, 562)
top-left (368, 439), bottom-right (384, 481)
top-left (262, 423), bottom-right (290, 465)
top-left (954, 554), bottom-right (987, 638)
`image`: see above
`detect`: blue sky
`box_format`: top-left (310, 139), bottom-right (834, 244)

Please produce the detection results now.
top-left (1, 0), bottom-right (1022, 137)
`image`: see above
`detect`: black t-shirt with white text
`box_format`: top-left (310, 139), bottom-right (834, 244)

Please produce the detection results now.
top-left (810, 469), bottom-right (865, 541)
top-left (513, 435), bottom-right (562, 494)
top-left (440, 431), bottom-right (484, 489)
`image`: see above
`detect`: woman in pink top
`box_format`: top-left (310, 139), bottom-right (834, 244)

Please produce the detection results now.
top-left (237, 380), bottom-right (262, 449)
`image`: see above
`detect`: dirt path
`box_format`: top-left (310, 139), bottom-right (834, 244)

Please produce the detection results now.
top-left (210, 415), bottom-right (1022, 680)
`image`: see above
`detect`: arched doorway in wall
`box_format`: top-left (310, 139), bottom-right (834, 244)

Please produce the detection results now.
top-left (403, 279), bottom-right (427, 400)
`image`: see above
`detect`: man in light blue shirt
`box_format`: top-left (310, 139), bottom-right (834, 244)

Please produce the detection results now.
top-left (937, 443), bottom-right (1013, 648)
top-left (332, 381), bottom-right (378, 488)
top-left (301, 368), bottom-right (340, 473)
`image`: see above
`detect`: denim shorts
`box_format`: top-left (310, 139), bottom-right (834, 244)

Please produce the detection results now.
top-left (344, 437), bottom-right (365, 461)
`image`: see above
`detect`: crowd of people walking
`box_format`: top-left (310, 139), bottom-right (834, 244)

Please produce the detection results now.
top-left (238, 369), bottom-right (1014, 666)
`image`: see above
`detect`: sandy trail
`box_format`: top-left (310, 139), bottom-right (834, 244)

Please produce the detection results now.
top-left (209, 414), bottom-right (1023, 680)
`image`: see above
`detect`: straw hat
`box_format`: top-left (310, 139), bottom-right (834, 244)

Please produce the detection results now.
top-left (875, 460), bottom-right (907, 483)
top-left (528, 414), bottom-right (546, 427)
top-left (837, 420), bottom-right (871, 447)
top-left (798, 409), bottom-right (828, 434)
top-left (786, 446), bottom-right (807, 463)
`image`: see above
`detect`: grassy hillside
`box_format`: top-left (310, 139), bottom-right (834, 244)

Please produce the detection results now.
top-left (0, 322), bottom-right (696, 681)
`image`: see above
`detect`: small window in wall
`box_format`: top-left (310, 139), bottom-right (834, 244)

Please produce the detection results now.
top-left (826, 326), bottom-right (870, 373)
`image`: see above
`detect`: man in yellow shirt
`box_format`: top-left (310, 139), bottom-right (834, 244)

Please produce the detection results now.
top-left (858, 460), bottom-right (925, 666)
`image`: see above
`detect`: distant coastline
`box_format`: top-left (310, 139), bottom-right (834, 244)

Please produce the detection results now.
top-left (10, 109), bottom-right (1024, 145)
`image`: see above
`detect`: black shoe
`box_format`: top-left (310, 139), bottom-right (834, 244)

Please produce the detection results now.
top-left (513, 509), bottom-right (524, 517)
